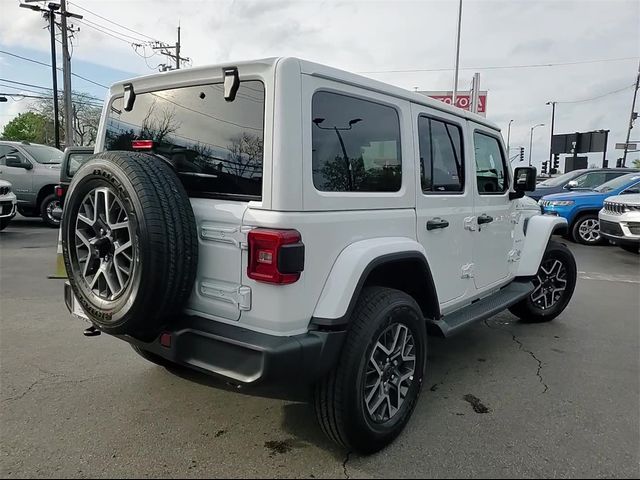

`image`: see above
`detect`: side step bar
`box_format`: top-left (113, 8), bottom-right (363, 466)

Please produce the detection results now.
top-left (432, 280), bottom-right (534, 337)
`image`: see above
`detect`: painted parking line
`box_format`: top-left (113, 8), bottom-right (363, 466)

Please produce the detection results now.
top-left (578, 271), bottom-right (640, 284)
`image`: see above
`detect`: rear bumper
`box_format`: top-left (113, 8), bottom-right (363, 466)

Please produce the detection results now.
top-left (64, 283), bottom-right (345, 386)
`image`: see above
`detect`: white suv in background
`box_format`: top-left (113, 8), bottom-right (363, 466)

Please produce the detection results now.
top-left (599, 193), bottom-right (640, 253)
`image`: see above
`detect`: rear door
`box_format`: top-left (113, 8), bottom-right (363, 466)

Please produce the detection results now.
top-left (470, 124), bottom-right (516, 291)
top-left (412, 105), bottom-right (474, 308)
top-left (101, 79), bottom-right (266, 321)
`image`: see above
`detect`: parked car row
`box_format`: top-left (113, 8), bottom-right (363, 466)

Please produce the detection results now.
top-left (535, 172), bottom-right (640, 252)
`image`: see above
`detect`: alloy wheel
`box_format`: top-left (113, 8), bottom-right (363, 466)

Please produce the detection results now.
top-left (74, 187), bottom-right (135, 301)
top-left (578, 218), bottom-right (600, 243)
top-left (364, 323), bottom-right (416, 423)
top-left (530, 258), bottom-right (568, 310)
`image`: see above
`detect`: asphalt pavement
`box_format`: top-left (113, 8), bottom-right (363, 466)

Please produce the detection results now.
top-left (1, 216), bottom-right (639, 478)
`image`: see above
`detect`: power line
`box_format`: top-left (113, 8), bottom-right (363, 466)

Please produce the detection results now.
top-left (0, 78), bottom-right (104, 102)
top-left (75, 19), bottom-right (143, 45)
top-left (0, 50), bottom-right (108, 89)
top-left (68, 1), bottom-right (160, 42)
top-left (80, 17), bottom-right (148, 43)
top-left (359, 56), bottom-right (640, 74)
top-left (556, 84), bottom-right (635, 104)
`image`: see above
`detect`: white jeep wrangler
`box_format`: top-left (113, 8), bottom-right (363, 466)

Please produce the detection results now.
top-left (62, 58), bottom-right (576, 454)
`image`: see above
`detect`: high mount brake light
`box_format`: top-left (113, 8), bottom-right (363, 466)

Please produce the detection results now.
top-left (132, 140), bottom-right (154, 150)
top-left (247, 229), bottom-right (304, 285)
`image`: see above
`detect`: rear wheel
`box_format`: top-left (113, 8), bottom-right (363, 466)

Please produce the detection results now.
top-left (40, 194), bottom-right (62, 228)
top-left (314, 287), bottom-right (427, 454)
top-left (509, 240), bottom-right (577, 323)
top-left (571, 213), bottom-right (604, 245)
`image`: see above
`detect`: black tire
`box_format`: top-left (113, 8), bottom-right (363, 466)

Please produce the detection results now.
top-left (0, 218), bottom-right (10, 231)
top-left (40, 193), bottom-right (62, 228)
top-left (509, 240), bottom-right (577, 323)
top-left (131, 345), bottom-right (176, 369)
top-left (571, 213), bottom-right (604, 245)
top-left (314, 287), bottom-right (427, 454)
top-left (62, 151), bottom-right (198, 340)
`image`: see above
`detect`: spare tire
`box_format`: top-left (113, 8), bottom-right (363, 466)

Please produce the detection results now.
top-left (61, 151), bottom-right (198, 340)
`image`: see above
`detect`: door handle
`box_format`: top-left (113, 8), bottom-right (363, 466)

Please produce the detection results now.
top-left (426, 218), bottom-right (450, 230)
top-left (477, 214), bottom-right (494, 225)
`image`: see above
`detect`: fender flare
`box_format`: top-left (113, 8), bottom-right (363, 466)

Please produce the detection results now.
top-left (517, 215), bottom-right (568, 276)
top-left (311, 237), bottom-right (439, 326)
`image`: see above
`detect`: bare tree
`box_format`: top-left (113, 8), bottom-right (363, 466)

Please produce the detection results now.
top-left (140, 101), bottom-right (181, 144)
top-left (225, 133), bottom-right (263, 178)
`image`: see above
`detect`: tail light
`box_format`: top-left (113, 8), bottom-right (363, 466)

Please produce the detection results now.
top-left (55, 185), bottom-right (65, 198)
top-left (248, 228), bottom-right (304, 285)
top-left (132, 139), bottom-right (154, 150)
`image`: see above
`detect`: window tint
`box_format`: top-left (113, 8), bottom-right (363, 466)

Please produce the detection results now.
top-left (605, 172), bottom-right (625, 182)
top-left (623, 183), bottom-right (640, 194)
top-left (574, 172), bottom-right (607, 188)
top-left (0, 147), bottom-right (24, 165)
top-left (67, 152), bottom-right (94, 177)
top-left (474, 132), bottom-right (507, 193)
top-left (418, 116), bottom-right (464, 192)
top-left (312, 91), bottom-right (401, 192)
top-left (104, 81), bottom-right (265, 199)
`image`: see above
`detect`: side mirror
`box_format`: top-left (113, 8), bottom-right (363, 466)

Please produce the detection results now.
top-left (510, 166), bottom-right (537, 200)
top-left (565, 180), bottom-right (578, 190)
top-left (6, 155), bottom-right (32, 170)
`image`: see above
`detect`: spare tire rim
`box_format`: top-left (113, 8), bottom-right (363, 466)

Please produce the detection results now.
top-left (530, 258), bottom-right (567, 310)
top-left (74, 186), bottom-right (135, 301)
top-left (364, 323), bottom-right (416, 423)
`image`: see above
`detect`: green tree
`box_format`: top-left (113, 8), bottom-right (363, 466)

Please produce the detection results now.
top-left (633, 159), bottom-right (640, 169)
top-left (0, 112), bottom-right (51, 143)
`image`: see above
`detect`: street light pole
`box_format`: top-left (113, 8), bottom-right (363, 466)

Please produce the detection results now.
top-left (452, 0), bottom-right (463, 107)
top-left (506, 119), bottom-right (514, 152)
top-left (623, 60), bottom-right (640, 167)
top-left (546, 101), bottom-right (556, 168)
top-left (529, 123), bottom-right (545, 166)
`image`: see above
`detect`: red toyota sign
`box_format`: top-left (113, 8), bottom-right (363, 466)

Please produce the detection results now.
top-left (417, 91), bottom-right (488, 117)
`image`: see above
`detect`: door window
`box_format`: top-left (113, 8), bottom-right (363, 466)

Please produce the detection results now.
top-left (474, 132), bottom-right (508, 194)
top-left (573, 172), bottom-right (606, 188)
top-left (418, 116), bottom-right (464, 193)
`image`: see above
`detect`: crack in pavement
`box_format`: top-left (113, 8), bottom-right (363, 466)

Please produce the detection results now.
top-left (484, 319), bottom-right (549, 394)
top-left (2, 376), bottom-right (103, 404)
top-left (342, 451), bottom-right (352, 479)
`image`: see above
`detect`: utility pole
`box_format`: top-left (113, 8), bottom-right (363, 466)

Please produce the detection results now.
top-left (623, 60), bottom-right (640, 167)
top-left (452, 0), bottom-right (463, 107)
top-left (152, 25), bottom-right (190, 71)
top-left (20, 1), bottom-right (82, 149)
top-left (59, 0), bottom-right (82, 147)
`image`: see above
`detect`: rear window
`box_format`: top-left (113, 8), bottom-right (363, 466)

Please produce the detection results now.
top-left (67, 152), bottom-right (94, 177)
top-left (104, 81), bottom-right (265, 200)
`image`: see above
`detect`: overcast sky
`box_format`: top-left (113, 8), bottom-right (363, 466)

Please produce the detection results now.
top-left (1, 0), bottom-right (638, 168)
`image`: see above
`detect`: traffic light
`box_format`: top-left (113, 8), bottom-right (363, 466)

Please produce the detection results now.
top-left (519, 147), bottom-right (524, 162)
top-left (541, 161), bottom-right (548, 174)
top-left (553, 154), bottom-right (560, 171)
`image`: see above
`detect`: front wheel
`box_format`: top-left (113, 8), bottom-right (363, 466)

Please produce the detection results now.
top-left (314, 287), bottom-right (427, 454)
top-left (509, 240), bottom-right (577, 323)
top-left (40, 194), bottom-right (61, 228)
top-left (571, 213), bottom-right (604, 245)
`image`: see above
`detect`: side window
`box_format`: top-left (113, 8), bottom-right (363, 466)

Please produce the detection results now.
top-left (605, 172), bottom-right (624, 182)
top-left (577, 172), bottom-right (606, 188)
top-left (312, 91), bottom-right (402, 192)
top-left (418, 116), bottom-right (464, 193)
top-left (0, 146), bottom-right (8, 165)
top-left (623, 183), bottom-right (640, 194)
top-left (474, 132), bottom-right (508, 194)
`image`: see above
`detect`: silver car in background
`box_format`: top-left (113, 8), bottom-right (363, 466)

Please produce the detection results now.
top-left (0, 179), bottom-right (17, 231)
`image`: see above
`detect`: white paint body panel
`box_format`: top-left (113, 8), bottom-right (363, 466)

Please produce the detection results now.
top-left (517, 215), bottom-right (567, 276)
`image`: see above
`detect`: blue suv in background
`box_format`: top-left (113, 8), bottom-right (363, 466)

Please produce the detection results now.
top-left (540, 172), bottom-right (640, 245)
top-left (529, 168), bottom-right (638, 201)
